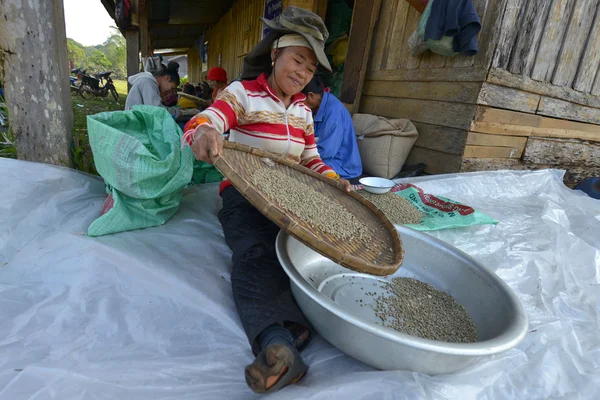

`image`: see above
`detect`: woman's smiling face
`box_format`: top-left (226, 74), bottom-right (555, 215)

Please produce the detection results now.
top-left (271, 46), bottom-right (317, 97)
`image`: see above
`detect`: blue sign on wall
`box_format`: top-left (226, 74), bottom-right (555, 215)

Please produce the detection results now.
top-left (263, 0), bottom-right (283, 38)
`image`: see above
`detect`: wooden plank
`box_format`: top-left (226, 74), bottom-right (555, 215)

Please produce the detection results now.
top-left (363, 81), bottom-right (482, 104)
top-left (419, 52), bottom-right (447, 69)
top-left (368, 67), bottom-right (488, 82)
top-left (469, 0), bottom-right (504, 68)
top-left (383, 0), bottom-right (409, 70)
top-left (340, 0), bottom-right (382, 109)
top-left (126, 29), bottom-right (140, 89)
top-left (412, 122), bottom-right (468, 156)
top-left (399, 7), bottom-right (422, 69)
top-left (467, 132), bottom-right (528, 148)
top-left (463, 145), bottom-right (523, 159)
top-left (359, 96), bottom-right (478, 130)
top-left (405, 147), bottom-right (463, 174)
top-left (593, 71), bottom-right (600, 96)
top-left (470, 120), bottom-right (600, 141)
top-left (461, 157), bottom-right (523, 172)
top-left (492, 0), bottom-right (527, 69)
top-left (477, 83), bottom-right (541, 113)
top-left (140, 8), bottom-right (150, 57)
top-left (452, 0), bottom-right (490, 68)
top-left (573, 6), bottom-right (600, 92)
top-left (537, 96), bottom-right (600, 125)
top-left (552, 0), bottom-right (599, 87)
top-left (530, 0), bottom-right (574, 82)
top-left (508, 0), bottom-right (552, 76)
top-left (475, 106), bottom-right (542, 126)
top-left (523, 137), bottom-right (600, 166)
top-left (473, 106), bottom-right (600, 141)
top-left (488, 67), bottom-right (600, 109)
top-left (368, 0), bottom-right (395, 72)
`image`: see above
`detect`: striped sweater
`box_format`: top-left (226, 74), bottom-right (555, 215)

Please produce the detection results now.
top-left (183, 73), bottom-right (337, 182)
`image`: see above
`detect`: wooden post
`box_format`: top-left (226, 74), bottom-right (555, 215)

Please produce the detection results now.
top-left (139, 2), bottom-right (150, 57)
top-left (339, 0), bottom-right (382, 113)
top-left (126, 30), bottom-right (140, 90)
top-left (125, 0), bottom-right (141, 91)
top-left (0, 0), bottom-right (73, 166)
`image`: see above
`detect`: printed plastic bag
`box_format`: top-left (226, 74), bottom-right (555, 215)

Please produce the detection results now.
top-left (358, 182), bottom-right (497, 231)
top-left (87, 105), bottom-right (194, 237)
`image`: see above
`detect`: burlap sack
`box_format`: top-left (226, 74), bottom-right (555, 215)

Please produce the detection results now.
top-left (353, 114), bottom-right (418, 179)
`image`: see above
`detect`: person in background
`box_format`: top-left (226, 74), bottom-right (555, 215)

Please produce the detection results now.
top-left (194, 84), bottom-right (203, 98)
top-left (177, 83), bottom-right (198, 109)
top-left (302, 75), bottom-right (362, 181)
top-left (125, 61), bottom-right (181, 118)
top-left (182, 7), bottom-right (351, 394)
top-left (206, 67), bottom-right (228, 102)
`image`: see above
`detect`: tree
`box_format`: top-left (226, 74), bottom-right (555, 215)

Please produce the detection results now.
top-left (66, 39), bottom-right (86, 69)
top-left (88, 50), bottom-right (112, 72)
top-left (66, 28), bottom-right (126, 78)
top-left (99, 29), bottom-right (126, 79)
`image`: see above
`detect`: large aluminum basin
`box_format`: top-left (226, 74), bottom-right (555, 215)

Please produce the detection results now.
top-left (276, 226), bottom-right (528, 375)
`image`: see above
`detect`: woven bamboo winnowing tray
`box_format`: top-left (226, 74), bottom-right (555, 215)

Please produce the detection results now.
top-left (213, 141), bottom-right (404, 276)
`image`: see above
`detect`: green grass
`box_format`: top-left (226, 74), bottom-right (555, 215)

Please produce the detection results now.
top-left (0, 97), bottom-right (16, 159)
top-left (70, 79), bottom-right (127, 174)
top-left (113, 79), bottom-right (127, 96)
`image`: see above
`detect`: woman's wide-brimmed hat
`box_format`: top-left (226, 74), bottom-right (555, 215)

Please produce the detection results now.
top-left (242, 6), bottom-right (332, 79)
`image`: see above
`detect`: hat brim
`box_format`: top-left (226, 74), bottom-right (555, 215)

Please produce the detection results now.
top-left (260, 19), bottom-right (332, 72)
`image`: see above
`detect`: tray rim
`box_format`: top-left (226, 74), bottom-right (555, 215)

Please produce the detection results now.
top-left (212, 141), bottom-right (404, 276)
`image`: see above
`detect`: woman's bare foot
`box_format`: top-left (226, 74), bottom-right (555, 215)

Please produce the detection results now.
top-left (245, 344), bottom-right (308, 393)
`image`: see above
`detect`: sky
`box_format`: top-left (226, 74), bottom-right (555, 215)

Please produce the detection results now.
top-left (63, 0), bottom-right (116, 46)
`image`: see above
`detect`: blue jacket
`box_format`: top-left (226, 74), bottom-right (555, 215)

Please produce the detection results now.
top-left (424, 0), bottom-right (481, 56)
top-left (313, 92), bottom-right (362, 179)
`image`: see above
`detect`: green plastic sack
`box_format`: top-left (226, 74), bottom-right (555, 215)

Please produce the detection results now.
top-left (87, 105), bottom-right (194, 237)
top-left (360, 183), bottom-right (497, 231)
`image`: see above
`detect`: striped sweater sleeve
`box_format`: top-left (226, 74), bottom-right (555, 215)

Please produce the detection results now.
top-left (182, 82), bottom-right (247, 145)
top-left (300, 113), bottom-right (338, 179)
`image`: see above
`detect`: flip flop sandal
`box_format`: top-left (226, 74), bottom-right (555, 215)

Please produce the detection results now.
top-left (245, 344), bottom-right (309, 394)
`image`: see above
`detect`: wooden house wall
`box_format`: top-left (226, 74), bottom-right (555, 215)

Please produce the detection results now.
top-left (186, 0), bottom-right (264, 84)
top-left (358, 0), bottom-right (498, 175)
top-left (359, 0), bottom-right (600, 184)
top-left (187, 45), bottom-right (204, 83)
top-left (463, 0), bottom-right (600, 185)
top-left (206, 0), bottom-right (264, 81)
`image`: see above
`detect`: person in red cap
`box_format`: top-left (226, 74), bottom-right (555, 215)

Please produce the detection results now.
top-left (206, 67), bottom-right (228, 102)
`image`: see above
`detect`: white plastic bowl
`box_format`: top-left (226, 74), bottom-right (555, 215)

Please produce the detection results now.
top-left (359, 177), bottom-right (396, 194)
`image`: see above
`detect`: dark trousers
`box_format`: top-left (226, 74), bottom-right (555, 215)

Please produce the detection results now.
top-left (218, 186), bottom-right (309, 355)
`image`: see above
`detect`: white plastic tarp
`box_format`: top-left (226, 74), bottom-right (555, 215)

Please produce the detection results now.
top-left (1, 158), bottom-right (599, 400)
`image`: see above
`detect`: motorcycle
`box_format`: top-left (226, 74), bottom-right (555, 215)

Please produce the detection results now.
top-left (77, 70), bottom-right (119, 102)
top-left (70, 67), bottom-right (85, 96)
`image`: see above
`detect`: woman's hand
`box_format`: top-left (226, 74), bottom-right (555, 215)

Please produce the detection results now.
top-left (338, 178), bottom-right (352, 193)
top-left (191, 126), bottom-right (223, 163)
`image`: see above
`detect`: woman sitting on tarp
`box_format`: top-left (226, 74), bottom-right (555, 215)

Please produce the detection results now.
top-left (302, 75), bottom-right (362, 181)
top-left (125, 61), bottom-right (181, 118)
top-left (181, 7), bottom-right (351, 394)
